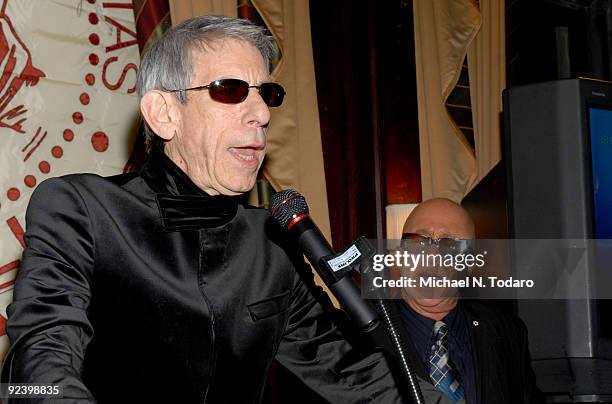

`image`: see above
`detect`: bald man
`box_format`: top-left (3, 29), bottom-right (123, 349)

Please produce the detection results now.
top-left (396, 198), bottom-right (543, 404)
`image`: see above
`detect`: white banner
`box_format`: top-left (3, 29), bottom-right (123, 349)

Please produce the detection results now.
top-left (0, 0), bottom-right (140, 361)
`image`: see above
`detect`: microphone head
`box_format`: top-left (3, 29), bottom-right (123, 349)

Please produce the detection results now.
top-left (269, 189), bottom-right (309, 229)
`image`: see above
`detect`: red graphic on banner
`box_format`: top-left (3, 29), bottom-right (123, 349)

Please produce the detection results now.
top-left (0, 218), bottom-right (27, 311)
top-left (0, 221), bottom-right (23, 340)
top-left (0, 260), bottom-right (21, 310)
top-left (21, 126), bottom-right (47, 162)
top-left (6, 187), bottom-right (18, 201)
top-left (92, 131), bottom-right (109, 152)
top-left (7, 216), bottom-right (25, 247)
top-left (38, 160), bottom-right (50, 173)
top-left (0, 260), bottom-right (18, 277)
top-left (1, 0), bottom-right (138, 207)
top-left (0, 0), bottom-right (46, 133)
top-left (0, 0), bottom-right (140, 345)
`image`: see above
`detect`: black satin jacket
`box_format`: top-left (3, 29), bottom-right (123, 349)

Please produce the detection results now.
top-left (2, 149), bottom-right (406, 404)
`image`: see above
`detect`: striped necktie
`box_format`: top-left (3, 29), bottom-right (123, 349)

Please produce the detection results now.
top-left (429, 320), bottom-right (466, 403)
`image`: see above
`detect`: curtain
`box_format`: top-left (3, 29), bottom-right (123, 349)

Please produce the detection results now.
top-left (170, 0), bottom-right (237, 23)
top-left (414, 0), bottom-right (504, 203)
top-left (468, 0), bottom-right (505, 185)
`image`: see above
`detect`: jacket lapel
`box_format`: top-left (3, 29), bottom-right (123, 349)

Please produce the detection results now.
top-left (393, 307), bottom-right (430, 381)
top-left (465, 308), bottom-right (487, 404)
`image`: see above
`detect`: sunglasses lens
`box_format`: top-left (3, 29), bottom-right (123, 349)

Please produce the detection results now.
top-left (438, 238), bottom-right (470, 254)
top-left (209, 79), bottom-right (249, 104)
top-left (259, 83), bottom-right (285, 107)
top-left (206, 80), bottom-right (285, 106)
top-left (401, 233), bottom-right (429, 249)
top-left (437, 239), bottom-right (454, 254)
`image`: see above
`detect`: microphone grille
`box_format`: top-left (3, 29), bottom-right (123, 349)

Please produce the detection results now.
top-left (269, 189), bottom-right (309, 229)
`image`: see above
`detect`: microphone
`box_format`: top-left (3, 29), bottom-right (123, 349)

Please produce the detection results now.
top-left (269, 189), bottom-right (379, 331)
top-left (270, 190), bottom-right (426, 403)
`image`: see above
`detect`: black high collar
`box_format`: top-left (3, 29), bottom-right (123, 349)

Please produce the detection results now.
top-left (141, 147), bottom-right (246, 231)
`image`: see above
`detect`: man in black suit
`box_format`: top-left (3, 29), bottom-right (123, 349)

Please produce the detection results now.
top-left (397, 198), bottom-right (543, 404)
top-left (3, 15), bottom-right (451, 404)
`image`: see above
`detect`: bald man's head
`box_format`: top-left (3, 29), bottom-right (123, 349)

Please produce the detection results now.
top-left (400, 198), bottom-right (475, 318)
top-left (403, 198), bottom-right (475, 240)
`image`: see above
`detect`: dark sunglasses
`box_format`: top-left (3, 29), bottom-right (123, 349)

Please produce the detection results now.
top-left (401, 233), bottom-right (473, 254)
top-left (168, 78), bottom-right (286, 107)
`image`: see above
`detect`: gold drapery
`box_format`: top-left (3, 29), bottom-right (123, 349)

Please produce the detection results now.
top-left (414, 0), bottom-right (505, 202)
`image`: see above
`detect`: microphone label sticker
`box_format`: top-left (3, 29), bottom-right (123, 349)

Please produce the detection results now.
top-left (326, 244), bottom-right (362, 272)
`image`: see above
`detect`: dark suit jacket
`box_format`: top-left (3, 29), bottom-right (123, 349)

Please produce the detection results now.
top-left (3, 149), bottom-right (412, 404)
top-left (398, 301), bottom-right (544, 404)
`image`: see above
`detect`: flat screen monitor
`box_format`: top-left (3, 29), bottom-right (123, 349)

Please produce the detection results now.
top-left (587, 106), bottom-right (612, 238)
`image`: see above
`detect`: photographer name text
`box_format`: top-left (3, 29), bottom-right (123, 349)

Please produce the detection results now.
top-left (372, 276), bottom-right (535, 289)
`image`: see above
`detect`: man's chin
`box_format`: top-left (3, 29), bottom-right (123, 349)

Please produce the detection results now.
top-left (219, 179), bottom-right (257, 196)
top-left (406, 288), bottom-right (459, 302)
top-left (415, 297), bottom-right (451, 306)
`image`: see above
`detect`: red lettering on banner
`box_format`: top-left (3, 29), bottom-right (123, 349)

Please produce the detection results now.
top-left (104, 16), bottom-right (137, 53)
top-left (102, 56), bottom-right (137, 93)
top-left (6, 216), bottom-right (25, 248)
top-left (99, 1), bottom-right (138, 93)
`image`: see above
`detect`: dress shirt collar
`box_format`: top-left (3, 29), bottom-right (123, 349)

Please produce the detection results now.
top-left (397, 300), bottom-right (466, 361)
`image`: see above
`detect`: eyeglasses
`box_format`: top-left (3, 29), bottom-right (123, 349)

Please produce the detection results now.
top-left (401, 233), bottom-right (473, 254)
top-left (167, 78), bottom-right (286, 107)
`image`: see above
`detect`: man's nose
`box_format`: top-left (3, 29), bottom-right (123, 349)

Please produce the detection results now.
top-left (243, 88), bottom-right (271, 127)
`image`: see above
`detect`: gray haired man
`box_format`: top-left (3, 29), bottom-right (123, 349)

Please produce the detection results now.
top-left (3, 16), bottom-right (448, 403)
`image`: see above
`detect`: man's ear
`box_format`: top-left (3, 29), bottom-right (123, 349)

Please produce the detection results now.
top-left (140, 90), bottom-right (179, 141)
